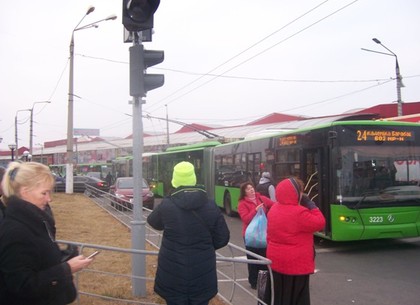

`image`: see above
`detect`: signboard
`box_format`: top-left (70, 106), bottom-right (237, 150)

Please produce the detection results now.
top-left (279, 135), bottom-right (298, 146)
top-left (356, 130), bottom-right (414, 142)
top-left (74, 128), bottom-right (100, 137)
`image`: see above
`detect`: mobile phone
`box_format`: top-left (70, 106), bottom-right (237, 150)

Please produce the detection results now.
top-left (87, 251), bottom-right (100, 259)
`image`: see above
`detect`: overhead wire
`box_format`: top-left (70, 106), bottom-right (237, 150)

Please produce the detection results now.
top-left (76, 54), bottom-right (396, 84)
top-left (48, 59), bottom-right (70, 102)
top-left (18, 0), bottom-right (412, 140)
top-left (155, 67), bottom-right (392, 83)
top-left (65, 0), bottom-right (420, 129)
top-left (146, 0), bottom-right (331, 111)
top-left (63, 0), bottom-right (395, 133)
top-left (146, 0), bottom-right (361, 114)
top-left (279, 79), bottom-right (394, 112)
top-left (185, 78), bottom-right (398, 124)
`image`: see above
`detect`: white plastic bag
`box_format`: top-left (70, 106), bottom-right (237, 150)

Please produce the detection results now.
top-left (244, 208), bottom-right (267, 248)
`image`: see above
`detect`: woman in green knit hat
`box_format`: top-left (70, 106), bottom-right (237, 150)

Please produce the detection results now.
top-left (147, 161), bottom-right (230, 305)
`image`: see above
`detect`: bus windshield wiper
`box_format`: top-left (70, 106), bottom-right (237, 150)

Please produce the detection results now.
top-left (353, 191), bottom-right (378, 209)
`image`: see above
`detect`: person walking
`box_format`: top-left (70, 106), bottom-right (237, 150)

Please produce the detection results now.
top-left (256, 171), bottom-right (276, 201)
top-left (238, 181), bottom-right (275, 289)
top-left (266, 177), bottom-right (325, 305)
top-left (105, 171), bottom-right (113, 186)
top-left (147, 161), bottom-right (230, 305)
top-left (0, 161), bottom-right (94, 305)
top-left (0, 166), bottom-right (5, 221)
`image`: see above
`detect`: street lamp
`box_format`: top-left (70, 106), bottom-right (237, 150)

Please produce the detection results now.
top-left (8, 143), bottom-right (17, 161)
top-left (66, 7), bottom-right (117, 194)
top-left (30, 100), bottom-right (50, 155)
top-left (15, 109), bottom-right (31, 160)
top-left (22, 150), bottom-right (32, 162)
top-left (361, 38), bottom-right (404, 116)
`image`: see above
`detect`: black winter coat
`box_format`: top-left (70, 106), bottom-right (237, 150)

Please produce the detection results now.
top-left (147, 186), bottom-right (230, 303)
top-left (0, 197), bottom-right (77, 305)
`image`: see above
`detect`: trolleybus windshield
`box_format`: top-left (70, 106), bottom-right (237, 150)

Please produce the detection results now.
top-left (335, 125), bottom-right (420, 208)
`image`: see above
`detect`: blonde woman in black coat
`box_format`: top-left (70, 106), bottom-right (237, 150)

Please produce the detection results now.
top-left (0, 162), bottom-right (93, 305)
top-left (147, 161), bottom-right (230, 305)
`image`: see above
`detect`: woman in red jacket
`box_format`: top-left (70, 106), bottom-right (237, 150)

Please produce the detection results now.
top-left (238, 182), bottom-right (275, 289)
top-left (267, 177), bottom-right (325, 305)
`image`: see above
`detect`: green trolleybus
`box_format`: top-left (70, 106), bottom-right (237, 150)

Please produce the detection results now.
top-left (50, 162), bottom-right (112, 179)
top-left (212, 120), bottom-right (420, 241)
top-left (141, 119), bottom-right (420, 241)
top-left (116, 141), bottom-right (222, 197)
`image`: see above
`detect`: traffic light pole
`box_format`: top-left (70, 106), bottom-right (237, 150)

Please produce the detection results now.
top-left (123, 1), bottom-right (163, 297)
top-left (130, 32), bottom-right (147, 297)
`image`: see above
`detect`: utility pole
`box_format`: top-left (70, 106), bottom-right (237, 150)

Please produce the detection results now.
top-left (30, 101), bottom-right (50, 154)
top-left (165, 104), bottom-right (170, 145)
top-left (15, 109), bottom-right (31, 160)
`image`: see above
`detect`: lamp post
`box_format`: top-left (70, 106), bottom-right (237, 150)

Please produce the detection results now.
top-left (15, 109), bottom-right (31, 160)
top-left (66, 7), bottom-right (117, 194)
top-left (362, 38), bottom-right (404, 116)
top-left (8, 143), bottom-right (17, 161)
top-left (30, 101), bottom-right (50, 155)
top-left (36, 143), bottom-right (44, 164)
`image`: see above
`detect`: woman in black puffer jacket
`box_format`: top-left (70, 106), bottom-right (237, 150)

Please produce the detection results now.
top-left (147, 161), bottom-right (230, 305)
top-left (0, 161), bottom-right (93, 305)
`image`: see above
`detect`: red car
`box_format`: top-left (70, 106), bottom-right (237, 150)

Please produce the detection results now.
top-left (109, 177), bottom-right (155, 210)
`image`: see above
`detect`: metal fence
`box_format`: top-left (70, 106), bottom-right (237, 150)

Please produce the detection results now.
top-left (59, 186), bottom-right (274, 305)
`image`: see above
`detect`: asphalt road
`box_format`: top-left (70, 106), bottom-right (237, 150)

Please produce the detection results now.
top-left (219, 212), bottom-right (420, 305)
top-left (312, 237), bottom-right (420, 305)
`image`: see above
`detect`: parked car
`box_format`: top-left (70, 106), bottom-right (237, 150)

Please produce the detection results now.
top-left (109, 177), bottom-right (155, 210)
top-left (55, 175), bottom-right (109, 194)
top-left (86, 171), bottom-right (103, 179)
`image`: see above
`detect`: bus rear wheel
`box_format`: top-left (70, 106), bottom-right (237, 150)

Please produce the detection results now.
top-left (224, 193), bottom-right (234, 217)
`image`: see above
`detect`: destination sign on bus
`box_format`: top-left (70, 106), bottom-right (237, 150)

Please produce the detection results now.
top-left (356, 130), bottom-right (414, 142)
top-left (279, 135), bottom-right (298, 146)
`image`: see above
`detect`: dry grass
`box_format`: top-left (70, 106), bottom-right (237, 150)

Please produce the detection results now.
top-left (52, 193), bottom-right (226, 305)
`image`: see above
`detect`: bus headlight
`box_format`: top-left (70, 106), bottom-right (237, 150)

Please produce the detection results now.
top-left (339, 216), bottom-right (349, 222)
top-left (339, 216), bottom-right (357, 223)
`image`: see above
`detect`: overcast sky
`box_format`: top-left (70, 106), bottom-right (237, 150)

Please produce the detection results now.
top-left (1, 0), bottom-right (420, 151)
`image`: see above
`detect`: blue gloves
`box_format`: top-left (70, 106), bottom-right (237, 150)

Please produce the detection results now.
top-left (300, 194), bottom-right (317, 210)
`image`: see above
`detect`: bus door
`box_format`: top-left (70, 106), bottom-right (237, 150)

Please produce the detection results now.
top-left (302, 147), bottom-right (331, 235)
top-left (247, 152), bottom-right (262, 186)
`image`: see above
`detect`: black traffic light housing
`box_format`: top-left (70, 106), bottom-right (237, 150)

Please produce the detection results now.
top-left (130, 44), bottom-right (164, 97)
top-left (123, 0), bottom-right (160, 32)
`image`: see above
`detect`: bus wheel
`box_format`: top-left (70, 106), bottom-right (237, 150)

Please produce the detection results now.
top-left (224, 193), bottom-right (234, 217)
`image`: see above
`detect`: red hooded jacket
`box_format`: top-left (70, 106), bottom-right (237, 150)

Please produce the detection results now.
top-left (267, 178), bottom-right (325, 275)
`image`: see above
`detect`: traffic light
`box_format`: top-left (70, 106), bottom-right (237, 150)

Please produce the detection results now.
top-left (123, 0), bottom-right (160, 32)
top-left (130, 44), bottom-right (164, 97)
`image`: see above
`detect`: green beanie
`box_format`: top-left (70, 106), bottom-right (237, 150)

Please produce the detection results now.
top-left (171, 161), bottom-right (197, 188)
